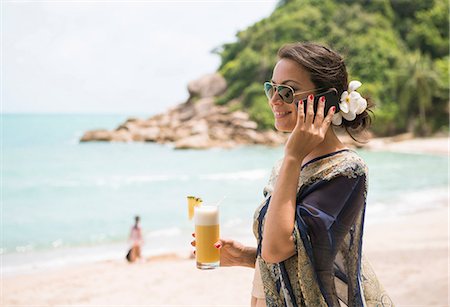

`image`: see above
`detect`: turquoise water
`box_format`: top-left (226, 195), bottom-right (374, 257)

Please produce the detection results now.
top-left (2, 114), bottom-right (448, 272)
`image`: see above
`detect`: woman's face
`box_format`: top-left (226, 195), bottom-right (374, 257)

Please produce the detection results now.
top-left (269, 58), bottom-right (316, 132)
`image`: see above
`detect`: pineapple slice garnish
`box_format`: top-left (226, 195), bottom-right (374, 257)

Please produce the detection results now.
top-left (187, 196), bottom-right (202, 220)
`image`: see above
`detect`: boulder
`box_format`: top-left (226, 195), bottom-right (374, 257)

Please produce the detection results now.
top-left (230, 111), bottom-right (249, 121)
top-left (135, 127), bottom-right (161, 142)
top-left (187, 73), bottom-right (226, 99)
top-left (142, 118), bottom-right (160, 128)
top-left (80, 130), bottom-right (113, 142)
top-left (157, 127), bottom-right (177, 142)
top-left (235, 120), bottom-right (258, 130)
top-left (174, 125), bottom-right (193, 141)
top-left (209, 125), bottom-right (233, 141)
top-left (193, 98), bottom-right (215, 118)
top-left (110, 130), bottom-right (133, 142)
top-left (262, 130), bottom-right (287, 146)
top-left (178, 104), bottom-right (196, 122)
top-left (174, 134), bottom-right (212, 149)
top-left (242, 129), bottom-right (266, 143)
top-left (154, 114), bottom-right (170, 127)
top-left (191, 119), bottom-right (209, 135)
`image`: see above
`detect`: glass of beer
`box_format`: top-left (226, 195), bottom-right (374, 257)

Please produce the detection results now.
top-left (194, 205), bottom-right (220, 269)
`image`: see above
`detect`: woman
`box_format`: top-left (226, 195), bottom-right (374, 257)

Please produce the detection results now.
top-left (128, 215), bottom-right (143, 262)
top-left (192, 42), bottom-right (392, 306)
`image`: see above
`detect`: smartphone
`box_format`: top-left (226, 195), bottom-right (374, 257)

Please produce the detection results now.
top-left (295, 88), bottom-right (340, 114)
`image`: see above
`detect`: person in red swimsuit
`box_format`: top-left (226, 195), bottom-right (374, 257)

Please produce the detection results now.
top-left (128, 215), bottom-right (143, 262)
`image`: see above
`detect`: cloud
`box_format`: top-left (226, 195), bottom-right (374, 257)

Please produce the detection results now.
top-left (4, 1), bottom-right (277, 114)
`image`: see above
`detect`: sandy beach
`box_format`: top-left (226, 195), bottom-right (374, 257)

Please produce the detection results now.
top-left (364, 136), bottom-right (449, 156)
top-left (3, 205), bottom-right (448, 306)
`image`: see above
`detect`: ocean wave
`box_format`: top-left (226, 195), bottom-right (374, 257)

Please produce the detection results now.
top-left (145, 227), bottom-right (182, 238)
top-left (52, 239), bottom-right (63, 248)
top-left (15, 244), bottom-right (34, 253)
top-left (16, 169), bottom-right (269, 189)
top-left (2, 244), bottom-right (128, 277)
top-left (199, 169), bottom-right (268, 181)
top-left (223, 218), bottom-right (244, 228)
top-left (45, 174), bottom-right (191, 188)
top-left (366, 186), bottom-right (448, 223)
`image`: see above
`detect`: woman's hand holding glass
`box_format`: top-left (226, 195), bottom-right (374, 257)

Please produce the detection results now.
top-left (191, 233), bottom-right (256, 268)
top-left (285, 94), bottom-right (336, 163)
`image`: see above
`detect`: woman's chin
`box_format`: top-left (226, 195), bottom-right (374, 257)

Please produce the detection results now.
top-left (274, 120), bottom-right (294, 132)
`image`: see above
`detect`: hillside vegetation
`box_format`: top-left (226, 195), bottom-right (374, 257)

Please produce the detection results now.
top-left (213, 0), bottom-right (449, 136)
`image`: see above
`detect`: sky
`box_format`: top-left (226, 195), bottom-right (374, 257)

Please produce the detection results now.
top-left (3, 0), bottom-right (278, 116)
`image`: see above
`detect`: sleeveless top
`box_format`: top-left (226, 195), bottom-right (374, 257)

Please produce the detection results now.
top-left (253, 149), bottom-right (393, 307)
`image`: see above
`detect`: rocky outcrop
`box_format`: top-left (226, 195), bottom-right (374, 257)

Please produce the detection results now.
top-left (80, 129), bottom-right (133, 142)
top-left (187, 73), bottom-right (227, 101)
top-left (80, 73), bottom-right (288, 149)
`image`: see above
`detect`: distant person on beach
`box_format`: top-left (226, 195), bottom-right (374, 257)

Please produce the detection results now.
top-left (127, 215), bottom-right (143, 263)
top-left (192, 42), bottom-right (393, 306)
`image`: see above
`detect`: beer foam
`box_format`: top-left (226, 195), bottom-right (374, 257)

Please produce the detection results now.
top-left (194, 206), bottom-right (219, 225)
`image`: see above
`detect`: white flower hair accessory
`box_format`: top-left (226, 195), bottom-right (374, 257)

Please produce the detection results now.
top-left (332, 80), bottom-right (367, 126)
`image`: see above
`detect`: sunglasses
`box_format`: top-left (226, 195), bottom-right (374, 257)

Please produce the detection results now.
top-left (263, 81), bottom-right (326, 104)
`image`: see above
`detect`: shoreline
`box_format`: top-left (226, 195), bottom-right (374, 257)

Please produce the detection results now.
top-left (3, 205), bottom-right (448, 306)
top-left (3, 180), bottom-right (448, 278)
top-left (362, 135), bottom-right (449, 156)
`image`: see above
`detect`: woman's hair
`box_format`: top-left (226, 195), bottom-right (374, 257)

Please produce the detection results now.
top-left (277, 42), bottom-right (374, 143)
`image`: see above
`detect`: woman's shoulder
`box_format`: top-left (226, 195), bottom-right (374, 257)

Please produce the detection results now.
top-left (338, 149), bottom-right (368, 176)
top-left (302, 149), bottom-right (368, 185)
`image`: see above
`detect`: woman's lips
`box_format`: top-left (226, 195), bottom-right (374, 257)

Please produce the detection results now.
top-left (274, 111), bottom-right (292, 119)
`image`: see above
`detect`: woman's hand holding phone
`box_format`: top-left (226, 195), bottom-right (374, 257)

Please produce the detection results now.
top-left (295, 88), bottom-right (340, 115)
top-left (285, 93), bottom-right (336, 164)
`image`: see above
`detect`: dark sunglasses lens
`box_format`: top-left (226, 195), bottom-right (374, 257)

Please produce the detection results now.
top-left (278, 86), bottom-right (294, 104)
top-left (264, 82), bottom-right (273, 99)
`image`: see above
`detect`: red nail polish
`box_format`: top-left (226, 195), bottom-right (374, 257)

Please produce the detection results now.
top-left (299, 100), bottom-right (303, 105)
top-left (214, 243), bottom-right (221, 248)
top-left (308, 94), bottom-right (313, 100)
top-left (320, 96), bottom-right (325, 103)
top-left (331, 106), bottom-right (336, 112)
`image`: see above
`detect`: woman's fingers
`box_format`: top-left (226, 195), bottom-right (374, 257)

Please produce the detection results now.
top-left (192, 237), bottom-right (235, 250)
top-left (191, 233), bottom-right (196, 246)
top-left (315, 96), bottom-right (325, 125)
top-left (214, 238), bottom-right (230, 249)
top-left (305, 94), bottom-right (315, 126)
top-left (296, 98), bottom-right (305, 125)
top-left (322, 106), bottom-right (336, 130)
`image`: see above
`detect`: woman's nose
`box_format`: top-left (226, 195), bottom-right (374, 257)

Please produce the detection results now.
top-left (269, 90), bottom-right (284, 106)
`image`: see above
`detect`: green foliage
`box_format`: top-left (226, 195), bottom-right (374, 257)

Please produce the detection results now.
top-left (246, 95), bottom-right (275, 130)
top-left (432, 56), bottom-right (450, 132)
top-left (392, 51), bottom-right (441, 135)
top-left (435, 56), bottom-right (450, 98)
top-left (371, 102), bottom-right (401, 136)
top-left (405, 0), bottom-right (449, 58)
top-left (213, 0), bottom-right (449, 136)
top-left (241, 83), bottom-right (274, 130)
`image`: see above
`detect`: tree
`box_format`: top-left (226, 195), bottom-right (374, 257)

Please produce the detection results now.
top-left (393, 51), bottom-right (440, 135)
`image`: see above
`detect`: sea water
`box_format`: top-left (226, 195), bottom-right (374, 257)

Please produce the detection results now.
top-left (2, 114), bottom-right (448, 274)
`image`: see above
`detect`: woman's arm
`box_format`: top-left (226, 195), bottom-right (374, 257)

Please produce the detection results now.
top-left (261, 156), bottom-right (303, 263)
top-left (262, 95), bottom-right (335, 264)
